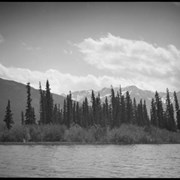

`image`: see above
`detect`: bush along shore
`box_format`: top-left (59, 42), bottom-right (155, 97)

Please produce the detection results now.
top-left (0, 123), bottom-right (180, 144)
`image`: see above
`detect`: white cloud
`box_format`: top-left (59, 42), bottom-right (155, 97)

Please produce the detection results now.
top-left (75, 33), bottom-right (180, 92)
top-left (0, 63), bottom-right (135, 94)
top-left (21, 41), bottom-right (42, 51)
top-left (63, 49), bottom-right (72, 55)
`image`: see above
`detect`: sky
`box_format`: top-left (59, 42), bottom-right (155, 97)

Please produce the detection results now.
top-left (0, 2), bottom-right (180, 94)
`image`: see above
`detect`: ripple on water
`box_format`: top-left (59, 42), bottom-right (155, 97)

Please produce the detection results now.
top-left (0, 144), bottom-right (180, 177)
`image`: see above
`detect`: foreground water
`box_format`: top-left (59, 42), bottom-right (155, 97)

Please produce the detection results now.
top-left (0, 144), bottom-right (180, 177)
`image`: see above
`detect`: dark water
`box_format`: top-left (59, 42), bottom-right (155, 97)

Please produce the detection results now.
top-left (0, 144), bottom-right (180, 177)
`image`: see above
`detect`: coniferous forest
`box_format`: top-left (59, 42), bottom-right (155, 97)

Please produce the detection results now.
top-left (1, 80), bottom-right (180, 144)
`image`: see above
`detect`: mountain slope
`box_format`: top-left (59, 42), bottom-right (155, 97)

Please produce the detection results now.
top-left (0, 78), bottom-right (65, 125)
top-left (71, 86), bottom-right (180, 115)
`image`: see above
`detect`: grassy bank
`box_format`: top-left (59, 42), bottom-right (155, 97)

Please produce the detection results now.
top-left (0, 123), bottom-right (180, 144)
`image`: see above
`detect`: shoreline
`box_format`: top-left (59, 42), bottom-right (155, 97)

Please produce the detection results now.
top-left (0, 141), bottom-right (180, 145)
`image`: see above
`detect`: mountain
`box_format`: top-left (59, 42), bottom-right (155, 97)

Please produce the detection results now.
top-left (1, 77), bottom-right (180, 126)
top-left (70, 85), bottom-right (180, 115)
top-left (0, 78), bottom-right (65, 125)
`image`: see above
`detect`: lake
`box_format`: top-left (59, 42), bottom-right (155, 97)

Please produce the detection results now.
top-left (0, 144), bottom-right (180, 177)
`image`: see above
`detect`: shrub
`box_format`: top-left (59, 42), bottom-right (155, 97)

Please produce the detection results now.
top-left (40, 124), bottom-right (66, 142)
top-left (0, 124), bottom-right (26, 142)
top-left (64, 124), bottom-right (86, 142)
top-left (1, 122), bottom-right (180, 144)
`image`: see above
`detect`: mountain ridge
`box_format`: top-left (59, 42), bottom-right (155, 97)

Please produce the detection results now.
top-left (0, 77), bottom-right (180, 125)
top-left (69, 85), bottom-right (180, 116)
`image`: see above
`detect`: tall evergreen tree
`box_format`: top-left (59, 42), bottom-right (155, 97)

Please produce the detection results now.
top-left (174, 91), bottom-right (180, 130)
top-left (53, 104), bottom-right (58, 124)
top-left (66, 91), bottom-right (73, 128)
top-left (132, 98), bottom-right (137, 125)
top-left (155, 91), bottom-right (164, 128)
top-left (75, 102), bottom-right (80, 126)
top-left (115, 91), bottom-right (121, 127)
top-left (137, 99), bottom-right (143, 126)
top-left (104, 96), bottom-right (109, 127)
top-left (39, 82), bottom-right (46, 124)
top-left (57, 104), bottom-right (62, 124)
top-left (45, 80), bottom-right (53, 124)
top-left (125, 91), bottom-right (133, 124)
top-left (91, 90), bottom-right (96, 125)
top-left (72, 102), bottom-right (76, 124)
top-left (63, 99), bottom-right (67, 126)
top-left (21, 111), bottom-right (24, 125)
top-left (4, 100), bottom-right (14, 130)
top-left (110, 86), bottom-right (116, 128)
top-left (82, 97), bottom-right (89, 128)
top-left (150, 98), bottom-right (157, 127)
top-left (25, 82), bottom-right (35, 124)
top-left (143, 100), bottom-right (150, 126)
top-left (121, 95), bottom-right (126, 124)
top-left (165, 88), bottom-right (176, 131)
top-left (96, 93), bottom-right (101, 126)
top-left (31, 107), bottom-right (36, 124)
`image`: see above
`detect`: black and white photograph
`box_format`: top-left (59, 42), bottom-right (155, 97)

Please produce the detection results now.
top-left (0, 1), bottom-right (180, 178)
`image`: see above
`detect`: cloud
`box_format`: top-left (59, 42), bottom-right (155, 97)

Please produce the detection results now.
top-left (0, 63), bottom-right (135, 94)
top-left (75, 33), bottom-right (180, 92)
top-left (21, 41), bottom-right (42, 51)
top-left (63, 49), bottom-right (72, 55)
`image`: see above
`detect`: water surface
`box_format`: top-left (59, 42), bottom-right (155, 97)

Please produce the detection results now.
top-left (0, 144), bottom-right (180, 177)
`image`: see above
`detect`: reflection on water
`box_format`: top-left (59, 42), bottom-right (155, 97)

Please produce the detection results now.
top-left (0, 144), bottom-right (180, 177)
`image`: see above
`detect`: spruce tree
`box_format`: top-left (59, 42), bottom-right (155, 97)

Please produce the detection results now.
top-left (45, 80), bottom-right (53, 124)
top-left (132, 98), bottom-right (137, 125)
top-left (110, 86), bottom-right (116, 128)
top-left (21, 111), bottom-right (24, 125)
top-left (39, 82), bottom-right (46, 124)
top-left (115, 91), bottom-right (121, 127)
top-left (25, 82), bottom-right (35, 124)
top-left (137, 99), bottom-right (143, 126)
top-left (91, 90), bottom-right (96, 125)
top-left (96, 93), bottom-right (101, 126)
top-left (165, 89), bottom-right (176, 131)
top-left (66, 91), bottom-right (73, 128)
top-left (104, 96), bottom-right (109, 127)
top-left (125, 91), bottom-right (133, 124)
top-left (85, 97), bottom-right (89, 127)
top-left (57, 104), bottom-right (62, 124)
top-left (72, 102), bottom-right (76, 124)
top-left (174, 91), bottom-right (180, 130)
top-left (143, 100), bottom-right (150, 126)
top-left (75, 102), bottom-right (80, 126)
top-left (31, 107), bottom-right (36, 124)
top-left (63, 99), bottom-right (67, 126)
top-left (4, 100), bottom-right (14, 130)
top-left (121, 95), bottom-right (126, 124)
top-left (155, 91), bottom-right (164, 128)
top-left (150, 98), bottom-right (157, 127)
top-left (82, 97), bottom-right (89, 128)
top-left (53, 104), bottom-right (58, 124)
top-left (102, 102), bottom-right (106, 127)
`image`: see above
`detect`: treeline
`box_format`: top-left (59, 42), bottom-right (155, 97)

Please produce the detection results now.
top-left (3, 80), bottom-right (180, 133)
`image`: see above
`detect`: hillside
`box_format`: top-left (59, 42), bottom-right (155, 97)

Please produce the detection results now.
top-left (0, 78), bottom-right (65, 125)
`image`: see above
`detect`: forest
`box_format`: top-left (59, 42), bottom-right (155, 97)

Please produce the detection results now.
top-left (1, 80), bottom-right (180, 144)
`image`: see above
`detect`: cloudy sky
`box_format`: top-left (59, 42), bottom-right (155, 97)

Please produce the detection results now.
top-left (0, 2), bottom-right (180, 94)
